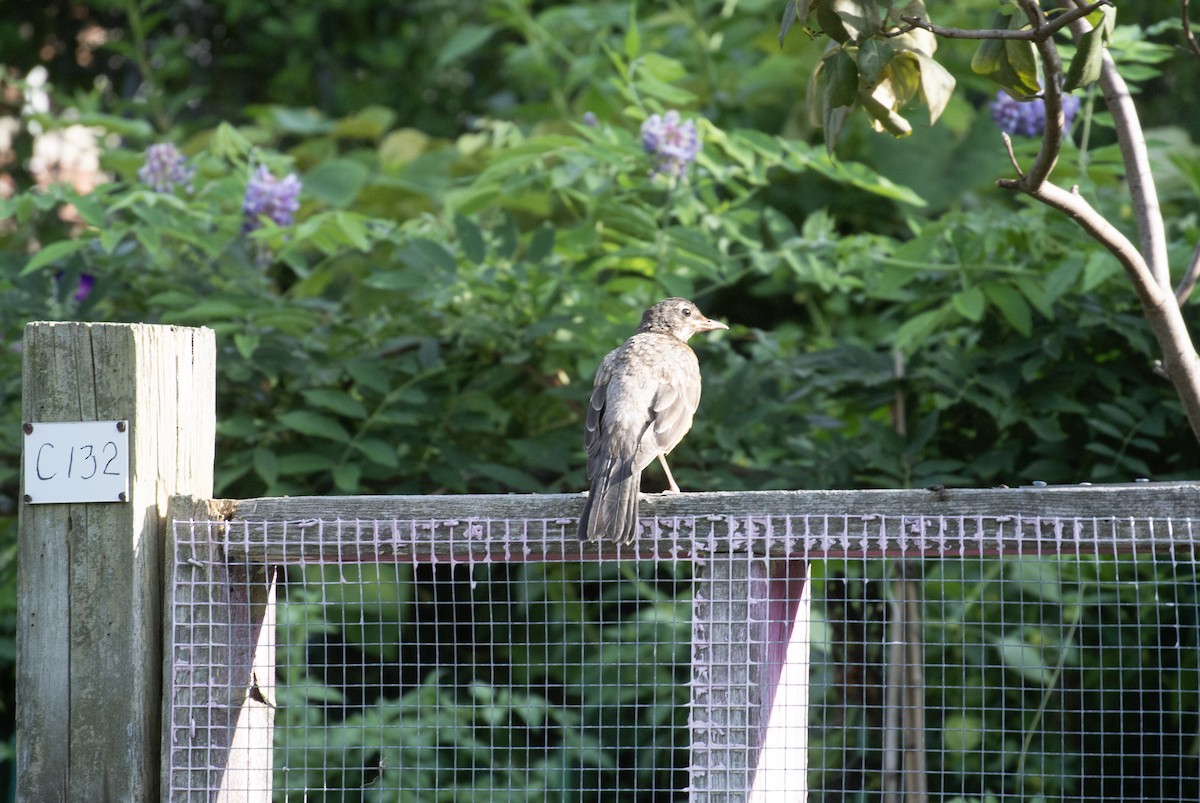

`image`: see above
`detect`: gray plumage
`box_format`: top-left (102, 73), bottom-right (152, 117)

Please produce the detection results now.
top-left (579, 297), bottom-right (727, 545)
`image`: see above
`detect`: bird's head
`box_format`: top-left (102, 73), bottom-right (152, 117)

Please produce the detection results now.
top-left (638, 297), bottom-right (728, 341)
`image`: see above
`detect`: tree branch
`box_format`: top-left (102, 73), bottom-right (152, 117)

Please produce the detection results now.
top-left (888, 1), bottom-right (1110, 42)
top-left (1183, 0), bottom-right (1200, 62)
top-left (1017, 0), bottom-right (1065, 190)
top-left (1065, 1), bottom-right (1172, 291)
top-left (1176, 239), bottom-right (1200, 304)
top-left (999, 178), bottom-right (1200, 443)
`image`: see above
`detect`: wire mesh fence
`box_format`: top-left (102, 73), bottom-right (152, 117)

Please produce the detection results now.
top-left (165, 510), bottom-right (1200, 801)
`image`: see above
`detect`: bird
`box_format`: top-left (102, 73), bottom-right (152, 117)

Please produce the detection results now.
top-left (578, 297), bottom-right (728, 545)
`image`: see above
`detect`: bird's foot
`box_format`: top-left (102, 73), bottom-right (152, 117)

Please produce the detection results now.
top-left (661, 485), bottom-right (681, 495)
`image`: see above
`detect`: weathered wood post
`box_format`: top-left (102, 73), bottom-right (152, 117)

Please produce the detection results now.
top-left (162, 497), bottom-right (276, 802)
top-left (18, 322), bottom-right (215, 802)
top-left (691, 554), bottom-right (810, 802)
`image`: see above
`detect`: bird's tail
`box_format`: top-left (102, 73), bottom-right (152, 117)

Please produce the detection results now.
top-left (578, 456), bottom-right (641, 545)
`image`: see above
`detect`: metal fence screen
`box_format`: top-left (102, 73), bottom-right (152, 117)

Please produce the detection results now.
top-left (165, 512), bottom-right (1200, 801)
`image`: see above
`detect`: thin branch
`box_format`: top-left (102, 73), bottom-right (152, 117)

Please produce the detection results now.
top-left (887, 1), bottom-right (1110, 42)
top-left (1017, 0), bottom-right (1064, 190)
top-left (1183, 0), bottom-right (1200, 62)
top-left (1176, 239), bottom-right (1200, 304)
top-left (997, 178), bottom-right (1150, 288)
top-left (1065, 0), bottom-right (1172, 291)
top-left (1001, 132), bottom-right (1026, 178)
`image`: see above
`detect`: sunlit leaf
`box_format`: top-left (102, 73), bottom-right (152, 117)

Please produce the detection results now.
top-left (996, 634), bottom-right (1054, 685)
top-left (971, 11), bottom-right (1041, 99)
top-left (303, 158), bottom-right (370, 207)
top-left (278, 410), bottom-right (351, 442)
top-left (1064, 4), bottom-right (1116, 91)
top-left (952, 286), bottom-right (986, 321)
top-left (434, 24), bottom-right (497, 68)
top-left (984, 281), bottom-right (1033, 335)
top-left (857, 37), bottom-right (891, 87)
top-left (913, 51), bottom-right (956, 124)
top-left (20, 239), bottom-right (88, 275)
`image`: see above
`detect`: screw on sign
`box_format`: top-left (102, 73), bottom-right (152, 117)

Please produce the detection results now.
top-left (22, 420), bottom-right (130, 504)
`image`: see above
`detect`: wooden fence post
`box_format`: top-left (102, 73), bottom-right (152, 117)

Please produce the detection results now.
top-left (17, 322), bottom-right (215, 802)
top-left (162, 497), bottom-right (276, 801)
top-left (690, 554), bottom-right (810, 801)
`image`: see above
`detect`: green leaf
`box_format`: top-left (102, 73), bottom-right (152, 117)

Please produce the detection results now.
top-left (818, 0), bottom-right (878, 43)
top-left (816, 0), bottom-right (851, 43)
top-left (303, 158), bottom-right (370, 207)
top-left (1004, 37), bottom-right (1040, 97)
top-left (984, 282), bottom-right (1032, 335)
top-left (355, 438), bottom-right (400, 468)
top-left (895, 305), bottom-right (951, 351)
top-left (779, 0), bottom-right (815, 47)
top-left (364, 269), bottom-right (425, 291)
top-left (1043, 257), bottom-right (1083, 306)
top-left (211, 122), bottom-right (253, 160)
top-left (21, 239), bottom-right (88, 275)
top-left (857, 38), bottom-right (891, 87)
top-left (332, 211), bottom-right (372, 252)
top-left (398, 238), bottom-right (457, 274)
top-left (268, 107), bottom-right (331, 135)
top-left (971, 11), bottom-right (1041, 99)
top-left (233, 332), bottom-right (260, 359)
top-left (253, 447), bottom-right (278, 486)
top-left (1063, 5), bottom-right (1115, 92)
top-left (913, 51), bottom-right (956, 124)
top-left (624, 4), bottom-right (640, 60)
top-left (996, 634), bottom-right (1054, 685)
top-left (1027, 415), bottom-right (1068, 443)
top-left (454, 215), bottom-right (487, 265)
top-left (526, 224), bottom-right (556, 263)
top-left (435, 25), bottom-right (497, 69)
top-left (331, 105), bottom-right (397, 140)
top-left (1082, 251), bottom-right (1120, 291)
top-left (332, 463), bottom-right (362, 492)
top-left (824, 48), bottom-right (859, 109)
top-left (278, 410), bottom-right (351, 442)
top-left (302, 388), bottom-right (367, 419)
top-left (99, 227), bottom-right (126, 255)
top-left (952, 286), bottom-right (986, 321)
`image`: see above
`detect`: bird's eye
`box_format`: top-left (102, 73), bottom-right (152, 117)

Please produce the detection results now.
top-left (681, 306), bottom-right (692, 316)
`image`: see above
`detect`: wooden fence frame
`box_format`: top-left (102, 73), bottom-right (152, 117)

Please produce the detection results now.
top-left (17, 322), bottom-right (1200, 802)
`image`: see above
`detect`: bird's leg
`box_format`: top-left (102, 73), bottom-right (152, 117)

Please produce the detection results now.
top-left (657, 454), bottom-right (681, 494)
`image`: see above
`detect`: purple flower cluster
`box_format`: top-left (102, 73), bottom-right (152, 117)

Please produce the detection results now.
top-left (242, 165), bottom-right (301, 232)
top-left (55, 271), bottom-right (95, 303)
top-left (640, 110), bottom-right (701, 178)
top-left (990, 91), bottom-right (1083, 138)
top-left (137, 143), bottom-right (195, 193)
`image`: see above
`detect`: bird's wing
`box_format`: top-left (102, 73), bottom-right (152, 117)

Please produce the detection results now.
top-left (584, 351), bottom-right (617, 477)
top-left (631, 339), bottom-right (701, 471)
top-left (650, 367), bottom-right (700, 448)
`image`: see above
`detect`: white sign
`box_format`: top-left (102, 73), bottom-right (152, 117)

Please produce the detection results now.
top-left (23, 420), bottom-right (130, 504)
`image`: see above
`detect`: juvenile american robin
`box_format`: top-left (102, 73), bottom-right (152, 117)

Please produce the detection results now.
top-left (578, 298), bottom-right (728, 545)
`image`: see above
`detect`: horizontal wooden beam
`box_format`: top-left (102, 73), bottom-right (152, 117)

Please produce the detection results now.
top-left (203, 483), bottom-right (1200, 564)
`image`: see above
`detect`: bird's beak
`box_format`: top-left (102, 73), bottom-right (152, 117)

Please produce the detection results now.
top-left (694, 315), bottom-right (728, 332)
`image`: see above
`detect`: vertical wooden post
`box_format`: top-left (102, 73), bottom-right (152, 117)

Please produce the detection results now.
top-left (690, 554), bottom-right (810, 801)
top-left (162, 497), bottom-right (276, 801)
top-left (18, 322), bottom-right (215, 802)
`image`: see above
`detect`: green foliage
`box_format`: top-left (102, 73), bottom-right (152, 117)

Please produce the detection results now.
top-left (808, 555), bottom-right (1200, 799)
top-left (274, 560), bottom-right (692, 799)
